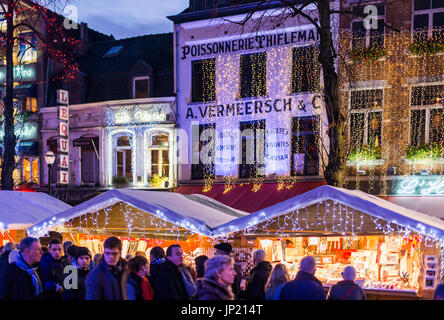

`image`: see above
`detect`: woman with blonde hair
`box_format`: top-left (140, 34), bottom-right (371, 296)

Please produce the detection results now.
top-left (265, 263), bottom-right (290, 300)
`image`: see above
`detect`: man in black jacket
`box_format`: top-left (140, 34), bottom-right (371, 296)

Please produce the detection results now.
top-left (244, 249), bottom-right (272, 300)
top-left (86, 237), bottom-right (126, 300)
top-left (0, 237), bottom-right (44, 300)
top-left (327, 266), bottom-right (366, 300)
top-left (150, 244), bottom-right (188, 300)
top-left (40, 239), bottom-right (67, 299)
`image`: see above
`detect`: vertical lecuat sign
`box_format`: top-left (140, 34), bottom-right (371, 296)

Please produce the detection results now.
top-left (57, 89), bottom-right (69, 185)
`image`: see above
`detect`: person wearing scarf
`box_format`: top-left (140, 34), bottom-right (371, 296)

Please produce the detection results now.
top-left (0, 237), bottom-right (44, 300)
top-left (125, 255), bottom-right (153, 300)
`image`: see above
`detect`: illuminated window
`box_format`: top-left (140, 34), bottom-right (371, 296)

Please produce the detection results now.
top-left (349, 89), bottom-right (383, 152)
top-left (239, 52), bottom-right (267, 98)
top-left (351, 3), bottom-right (385, 49)
top-left (410, 84), bottom-right (444, 145)
top-left (412, 0), bottom-right (444, 41)
top-left (291, 116), bottom-right (320, 176)
top-left (239, 120), bottom-right (265, 178)
top-left (150, 134), bottom-right (169, 178)
top-left (26, 97), bottom-right (37, 112)
top-left (191, 123), bottom-right (215, 180)
top-left (115, 135), bottom-right (133, 179)
top-left (192, 59), bottom-right (216, 102)
top-left (291, 46), bottom-right (320, 93)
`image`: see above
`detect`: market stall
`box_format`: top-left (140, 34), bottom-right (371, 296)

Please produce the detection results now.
top-left (27, 189), bottom-right (248, 261)
top-left (212, 185), bottom-right (444, 300)
top-left (0, 191), bottom-right (71, 244)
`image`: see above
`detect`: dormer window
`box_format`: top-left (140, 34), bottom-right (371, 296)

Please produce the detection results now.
top-left (103, 46), bottom-right (124, 58)
top-left (133, 76), bottom-right (150, 99)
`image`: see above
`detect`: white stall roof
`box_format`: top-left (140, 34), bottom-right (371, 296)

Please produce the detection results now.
top-left (0, 191), bottom-right (71, 230)
top-left (212, 185), bottom-right (444, 241)
top-left (28, 189), bottom-right (248, 237)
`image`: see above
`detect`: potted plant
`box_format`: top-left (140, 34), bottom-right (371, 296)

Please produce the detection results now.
top-left (148, 174), bottom-right (168, 188)
top-left (112, 175), bottom-right (129, 188)
top-left (348, 144), bottom-right (382, 162)
top-left (350, 45), bottom-right (388, 66)
top-left (405, 142), bottom-right (444, 162)
top-left (409, 38), bottom-right (444, 56)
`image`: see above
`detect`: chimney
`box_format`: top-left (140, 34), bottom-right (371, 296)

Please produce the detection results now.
top-left (80, 22), bottom-right (88, 41)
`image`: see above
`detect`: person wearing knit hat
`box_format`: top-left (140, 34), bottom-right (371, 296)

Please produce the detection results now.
top-left (214, 243), bottom-right (233, 255)
top-left (62, 246), bottom-right (91, 300)
top-left (66, 245), bottom-right (79, 265)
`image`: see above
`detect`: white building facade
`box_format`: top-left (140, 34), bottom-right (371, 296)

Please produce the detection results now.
top-left (170, 1), bottom-right (339, 184)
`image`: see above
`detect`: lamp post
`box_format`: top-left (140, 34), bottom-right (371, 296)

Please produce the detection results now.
top-left (45, 151), bottom-right (56, 195)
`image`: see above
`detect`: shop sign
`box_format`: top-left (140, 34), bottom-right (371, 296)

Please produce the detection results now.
top-left (57, 89), bottom-right (69, 104)
top-left (59, 138), bottom-right (69, 153)
top-left (59, 171), bottom-right (69, 184)
top-left (395, 177), bottom-right (444, 196)
top-left (59, 106), bottom-right (69, 121)
top-left (186, 95), bottom-right (321, 120)
top-left (109, 104), bottom-right (170, 125)
top-left (180, 28), bottom-right (319, 60)
top-left (57, 90), bottom-right (69, 185)
top-left (59, 154), bottom-right (69, 169)
top-left (0, 122), bottom-right (37, 141)
top-left (0, 64), bottom-right (36, 82)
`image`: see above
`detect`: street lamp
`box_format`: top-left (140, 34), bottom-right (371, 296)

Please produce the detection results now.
top-left (45, 151), bottom-right (56, 195)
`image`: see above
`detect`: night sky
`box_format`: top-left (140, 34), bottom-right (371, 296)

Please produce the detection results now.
top-left (70, 0), bottom-right (189, 39)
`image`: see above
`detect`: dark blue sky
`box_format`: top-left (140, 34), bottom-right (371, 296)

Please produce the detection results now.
top-left (70, 0), bottom-right (189, 39)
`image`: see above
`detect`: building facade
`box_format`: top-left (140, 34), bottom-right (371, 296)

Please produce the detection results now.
top-left (40, 33), bottom-right (176, 190)
top-left (169, 0), bottom-right (339, 187)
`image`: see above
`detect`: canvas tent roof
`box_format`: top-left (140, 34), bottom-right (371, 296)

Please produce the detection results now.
top-left (212, 185), bottom-right (444, 241)
top-left (28, 189), bottom-right (248, 238)
top-left (0, 191), bottom-right (72, 230)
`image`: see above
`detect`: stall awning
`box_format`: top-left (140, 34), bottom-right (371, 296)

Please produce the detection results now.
top-left (212, 185), bottom-right (444, 240)
top-left (0, 191), bottom-right (71, 230)
top-left (28, 189), bottom-right (249, 238)
top-left (175, 181), bottom-right (326, 213)
top-left (73, 137), bottom-right (98, 148)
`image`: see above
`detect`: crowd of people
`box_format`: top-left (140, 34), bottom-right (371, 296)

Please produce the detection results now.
top-left (0, 236), bottom-right (443, 300)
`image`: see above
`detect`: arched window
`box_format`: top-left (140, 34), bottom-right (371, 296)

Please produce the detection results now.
top-left (115, 134), bottom-right (133, 180)
top-left (149, 134), bottom-right (169, 178)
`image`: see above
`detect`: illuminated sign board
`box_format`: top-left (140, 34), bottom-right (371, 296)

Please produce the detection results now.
top-left (0, 122), bottom-right (37, 141)
top-left (0, 64), bottom-right (36, 82)
top-left (108, 104), bottom-right (170, 125)
top-left (395, 177), bottom-right (444, 196)
top-left (57, 90), bottom-right (70, 185)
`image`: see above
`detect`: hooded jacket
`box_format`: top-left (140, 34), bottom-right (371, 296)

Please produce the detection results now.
top-left (245, 261), bottom-right (272, 300)
top-left (195, 278), bottom-right (234, 300)
top-left (279, 271), bottom-right (326, 300)
top-left (85, 258), bottom-right (126, 300)
top-left (62, 260), bottom-right (90, 300)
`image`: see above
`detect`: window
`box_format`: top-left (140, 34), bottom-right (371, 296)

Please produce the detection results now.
top-left (412, 0), bottom-right (444, 40)
top-left (192, 59), bottom-right (216, 102)
top-left (349, 89), bottom-right (383, 152)
top-left (410, 84), bottom-right (444, 145)
top-left (292, 46), bottom-right (321, 93)
top-left (25, 97), bottom-right (37, 112)
top-left (115, 135), bottom-right (133, 180)
top-left (239, 120), bottom-right (265, 179)
top-left (103, 46), bottom-right (124, 58)
top-left (291, 116), bottom-right (320, 176)
top-left (239, 52), bottom-right (267, 98)
top-left (133, 77), bottom-right (150, 99)
top-left (150, 134), bottom-right (169, 179)
top-left (351, 3), bottom-right (385, 49)
top-left (191, 123), bottom-right (215, 180)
